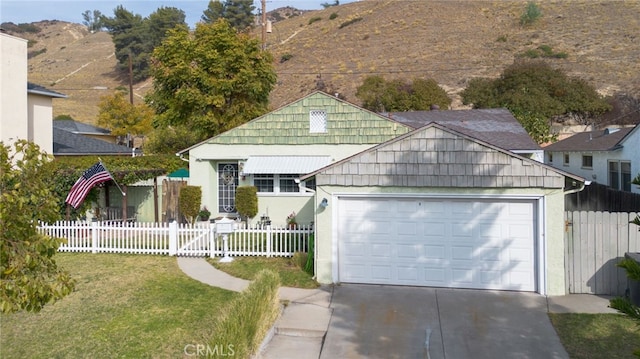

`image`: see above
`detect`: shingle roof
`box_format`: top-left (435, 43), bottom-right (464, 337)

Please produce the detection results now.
top-left (53, 128), bottom-right (134, 156)
top-left (543, 127), bottom-right (634, 152)
top-left (27, 82), bottom-right (67, 98)
top-left (384, 108), bottom-right (540, 151)
top-left (53, 120), bottom-right (111, 135)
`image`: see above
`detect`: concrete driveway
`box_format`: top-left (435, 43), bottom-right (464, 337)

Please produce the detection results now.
top-left (320, 284), bottom-right (568, 359)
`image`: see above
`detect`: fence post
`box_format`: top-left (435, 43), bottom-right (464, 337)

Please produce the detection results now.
top-left (266, 224), bottom-right (272, 258)
top-left (169, 221), bottom-right (177, 256)
top-left (209, 221), bottom-right (216, 258)
top-left (91, 221), bottom-right (98, 254)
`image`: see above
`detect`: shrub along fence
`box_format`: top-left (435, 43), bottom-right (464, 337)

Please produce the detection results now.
top-left (38, 221), bottom-right (313, 258)
top-left (565, 211), bottom-right (640, 296)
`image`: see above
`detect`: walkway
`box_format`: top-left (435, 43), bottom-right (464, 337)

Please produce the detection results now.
top-left (177, 257), bottom-right (333, 359)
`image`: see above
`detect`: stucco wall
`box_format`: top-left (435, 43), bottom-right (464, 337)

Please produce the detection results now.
top-left (0, 33), bottom-right (28, 148)
top-left (313, 186), bottom-right (568, 296)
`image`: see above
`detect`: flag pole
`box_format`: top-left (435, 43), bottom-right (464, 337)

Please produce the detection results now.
top-left (99, 158), bottom-right (126, 197)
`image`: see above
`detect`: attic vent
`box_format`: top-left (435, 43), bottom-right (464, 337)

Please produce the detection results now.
top-left (605, 128), bottom-right (620, 135)
top-left (310, 110), bottom-right (327, 133)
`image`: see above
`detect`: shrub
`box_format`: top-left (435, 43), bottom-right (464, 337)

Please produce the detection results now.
top-left (178, 186), bottom-right (201, 224)
top-left (339, 17), bottom-right (362, 29)
top-left (291, 252), bottom-right (308, 269)
top-left (496, 35), bottom-right (508, 42)
top-left (280, 53), bottom-right (293, 63)
top-left (520, 2), bottom-right (542, 26)
top-left (308, 16), bottom-right (322, 25)
top-left (207, 270), bottom-right (281, 358)
top-left (235, 186), bottom-right (258, 221)
top-left (329, 12), bottom-right (338, 20)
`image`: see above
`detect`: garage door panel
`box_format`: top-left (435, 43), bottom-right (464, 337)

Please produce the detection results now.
top-left (338, 197), bottom-right (537, 292)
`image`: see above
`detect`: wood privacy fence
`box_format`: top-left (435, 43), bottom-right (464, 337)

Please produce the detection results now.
top-left (565, 211), bottom-right (640, 296)
top-left (39, 221), bottom-right (313, 258)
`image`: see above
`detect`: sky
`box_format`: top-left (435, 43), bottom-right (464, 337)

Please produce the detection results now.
top-left (1, 0), bottom-right (357, 28)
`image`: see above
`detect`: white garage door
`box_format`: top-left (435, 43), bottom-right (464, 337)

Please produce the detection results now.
top-left (338, 197), bottom-right (537, 291)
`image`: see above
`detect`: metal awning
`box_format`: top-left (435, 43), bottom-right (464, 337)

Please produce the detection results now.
top-left (242, 156), bottom-right (332, 174)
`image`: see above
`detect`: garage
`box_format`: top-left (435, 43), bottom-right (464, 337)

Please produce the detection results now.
top-left (337, 197), bottom-right (537, 291)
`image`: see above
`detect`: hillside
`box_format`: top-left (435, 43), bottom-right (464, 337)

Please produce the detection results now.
top-left (5, 0), bottom-right (640, 124)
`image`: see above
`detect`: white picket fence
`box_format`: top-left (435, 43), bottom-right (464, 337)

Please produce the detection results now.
top-left (38, 221), bottom-right (313, 258)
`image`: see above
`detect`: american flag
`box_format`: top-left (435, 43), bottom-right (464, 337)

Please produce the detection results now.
top-left (65, 162), bottom-right (113, 209)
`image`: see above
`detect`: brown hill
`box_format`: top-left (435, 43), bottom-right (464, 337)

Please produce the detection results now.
top-left (7, 1), bottom-right (640, 124)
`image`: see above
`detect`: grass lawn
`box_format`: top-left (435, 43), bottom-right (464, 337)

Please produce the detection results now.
top-left (549, 313), bottom-right (640, 359)
top-left (208, 256), bottom-right (319, 289)
top-left (0, 253), bottom-right (235, 358)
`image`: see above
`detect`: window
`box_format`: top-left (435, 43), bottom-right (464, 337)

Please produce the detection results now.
top-left (309, 110), bottom-right (327, 133)
top-left (218, 163), bottom-right (238, 213)
top-left (254, 174), bottom-right (274, 193)
top-left (548, 153), bottom-right (553, 163)
top-left (622, 161), bottom-right (631, 192)
top-left (582, 154), bottom-right (593, 168)
top-left (279, 174), bottom-right (298, 193)
top-left (608, 161), bottom-right (633, 191)
top-left (563, 153), bottom-right (570, 166)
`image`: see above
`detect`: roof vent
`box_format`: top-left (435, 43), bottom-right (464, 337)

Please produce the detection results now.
top-left (430, 104), bottom-right (440, 111)
top-left (604, 128), bottom-right (620, 135)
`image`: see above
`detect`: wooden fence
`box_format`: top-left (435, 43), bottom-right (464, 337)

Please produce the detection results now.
top-left (566, 181), bottom-right (640, 212)
top-left (39, 221), bottom-right (313, 258)
top-left (564, 211), bottom-right (640, 295)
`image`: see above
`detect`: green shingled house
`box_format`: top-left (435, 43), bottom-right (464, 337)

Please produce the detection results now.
top-left (181, 91), bottom-right (585, 296)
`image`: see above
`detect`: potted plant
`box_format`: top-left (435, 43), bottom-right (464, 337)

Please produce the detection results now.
top-left (286, 211), bottom-right (297, 228)
top-left (198, 206), bottom-right (211, 221)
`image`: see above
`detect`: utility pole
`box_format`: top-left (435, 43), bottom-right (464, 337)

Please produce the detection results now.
top-left (261, 0), bottom-right (266, 50)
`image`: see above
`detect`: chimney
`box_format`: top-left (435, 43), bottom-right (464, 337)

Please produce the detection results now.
top-left (430, 104), bottom-right (440, 111)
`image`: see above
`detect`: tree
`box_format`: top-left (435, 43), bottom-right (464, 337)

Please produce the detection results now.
top-left (461, 61), bottom-right (611, 143)
top-left (82, 10), bottom-right (104, 32)
top-left (147, 19), bottom-right (276, 141)
top-left (102, 6), bottom-right (186, 81)
top-left (144, 126), bottom-right (200, 155)
top-left (356, 75), bottom-right (451, 112)
top-left (201, 0), bottom-right (255, 32)
top-left (321, 0), bottom-right (340, 8)
top-left (96, 90), bottom-right (153, 140)
top-left (1, 140), bottom-right (75, 313)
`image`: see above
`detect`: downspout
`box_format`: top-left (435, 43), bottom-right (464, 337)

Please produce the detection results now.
top-left (564, 180), bottom-right (591, 195)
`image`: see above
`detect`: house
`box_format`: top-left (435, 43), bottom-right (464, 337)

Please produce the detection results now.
top-left (182, 92), bottom-right (584, 296)
top-left (301, 122), bottom-right (583, 296)
top-left (1, 32), bottom-right (67, 154)
top-left (53, 119), bottom-right (118, 144)
top-left (180, 91), bottom-right (413, 225)
top-left (385, 108), bottom-right (544, 162)
top-left (543, 125), bottom-right (639, 194)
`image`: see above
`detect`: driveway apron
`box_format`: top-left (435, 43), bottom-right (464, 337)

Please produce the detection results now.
top-left (320, 284), bottom-right (568, 359)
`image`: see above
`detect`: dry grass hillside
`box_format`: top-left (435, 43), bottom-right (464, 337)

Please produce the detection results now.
top-left (6, 0), bottom-right (640, 124)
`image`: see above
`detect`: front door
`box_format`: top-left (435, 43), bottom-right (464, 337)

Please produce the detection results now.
top-left (218, 163), bottom-right (238, 214)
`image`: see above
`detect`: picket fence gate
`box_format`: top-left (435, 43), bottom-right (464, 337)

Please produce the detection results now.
top-left (39, 221), bottom-right (313, 258)
top-left (564, 211), bottom-right (640, 296)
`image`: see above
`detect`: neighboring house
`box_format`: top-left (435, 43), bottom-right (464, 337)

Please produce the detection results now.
top-left (544, 125), bottom-right (639, 194)
top-left (1, 32), bottom-right (66, 154)
top-left (183, 91), bottom-right (584, 296)
top-left (386, 108), bottom-right (544, 162)
top-left (53, 119), bottom-right (118, 144)
top-left (301, 122), bottom-right (583, 296)
top-left (53, 127), bottom-right (137, 156)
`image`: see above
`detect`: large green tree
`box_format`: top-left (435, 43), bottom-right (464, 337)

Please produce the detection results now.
top-left (461, 61), bottom-right (611, 143)
top-left (201, 0), bottom-right (255, 31)
top-left (102, 6), bottom-right (186, 81)
top-left (96, 90), bottom-right (153, 139)
top-left (147, 19), bottom-right (276, 141)
top-left (356, 75), bottom-right (451, 112)
top-left (1, 141), bottom-right (75, 313)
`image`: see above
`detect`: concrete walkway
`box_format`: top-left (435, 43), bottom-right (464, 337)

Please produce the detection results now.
top-left (178, 257), bottom-right (619, 359)
top-left (177, 257), bottom-right (333, 359)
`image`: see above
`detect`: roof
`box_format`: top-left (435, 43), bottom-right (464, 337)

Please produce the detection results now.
top-left (178, 91), bottom-right (411, 154)
top-left (543, 126), bottom-right (635, 152)
top-left (242, 156), bottom-right (332, 174)
top-left (27, 82), bottom-right (67, 98)
top-left (53, 120), bottom-right (111, 135)
top-left (168, 168), bottom-right (189, 178)
top-left (385, 108), bottom-right (540, 151)
top-left (53, 128), bottom-right (135, 156)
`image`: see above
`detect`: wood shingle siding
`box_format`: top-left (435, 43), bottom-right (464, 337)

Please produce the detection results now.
top-left (314, 125), bottom-right (566, 189)
top-left (208, 92), bottom-right (411, 145)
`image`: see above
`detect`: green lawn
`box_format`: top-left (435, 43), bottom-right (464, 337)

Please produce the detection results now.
top-left (208, 256), bottom-right (319, 289)
top-left (0, 253), bottom-right (235, 358)
top-left (549, 313), bottom-right (640, 358)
